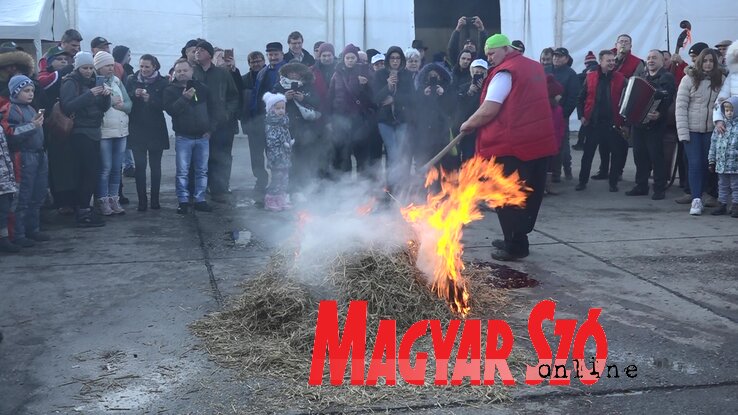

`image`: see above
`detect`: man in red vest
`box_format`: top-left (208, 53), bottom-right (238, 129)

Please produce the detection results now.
top-left (613, 34), bottom-right (644, 78)
top-left (575, 50), bottom-right (627, 193)
top-left (460, 34), bottom-right (557, 261)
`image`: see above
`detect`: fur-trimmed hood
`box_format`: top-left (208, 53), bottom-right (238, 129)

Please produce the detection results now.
top-left (726, 40), bottom-right (738, 73)
top-left (279, 61), bottom-right (314, 83)
top-left (0, 50), bottom-right (35, 76)
top-left (414, 62), bottom-right (452, 90)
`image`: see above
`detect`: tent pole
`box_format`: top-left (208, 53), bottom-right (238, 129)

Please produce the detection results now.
top-left (555, 0), bottom-right (564, 47)
top-left (664, 0), bottom-right (671, 51)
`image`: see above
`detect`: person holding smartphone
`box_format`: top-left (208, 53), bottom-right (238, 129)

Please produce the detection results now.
top-left (3, 75), bottom-right (49, 248)
top-left (271, 62), bottom-right (322, 194)
top-left (451, 59), bottom-right (489, 168)
top-left (59, 51), bottom-right (112, 227)
top-left (94, 51), bottom-right (132, 216)
top-left (327, 43), bottom-right (374, 176)
top-left (125, 54), bottom-right (170, 211)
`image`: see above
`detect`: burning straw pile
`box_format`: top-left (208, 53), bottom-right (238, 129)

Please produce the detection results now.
top-left (191, 245), bottom-right (519, 413)
top-left (192, 156), bottom-right (531, 412)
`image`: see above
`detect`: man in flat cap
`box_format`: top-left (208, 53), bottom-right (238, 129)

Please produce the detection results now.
top-left (246, 42), bottom-right (287, 195)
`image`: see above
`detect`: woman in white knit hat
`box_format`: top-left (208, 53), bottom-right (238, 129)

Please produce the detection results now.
top-left (59, 51), bottom-right (112, 227)
top-left (94, 51), bottom-right (132, 216)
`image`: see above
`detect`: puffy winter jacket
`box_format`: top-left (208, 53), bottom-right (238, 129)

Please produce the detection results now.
top-left (713, 42), bottom-right (738, 124)
top-left (60, 71), bottom-right (112, 141)
top-left (708, 97), bottom-right (738, 174)
top-left (675, 69), bottom-right (723, 141)
top-left (0, 129), bottom-right (16, 195)
top-left (100, 75), bottom-right (132, 139)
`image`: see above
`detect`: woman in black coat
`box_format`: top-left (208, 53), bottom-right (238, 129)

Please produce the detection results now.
top-left (272, 62), bottom-right (323, 190)
top-left (413, 62), bottom-right (455, 168)
top-left (59, 52), bottom-right (111, 226)
top-left (124, 54), bottom-right (169, 211)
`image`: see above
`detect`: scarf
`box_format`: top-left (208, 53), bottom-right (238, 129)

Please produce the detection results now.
top-left (279, 76), bottom-right (303, 90)
top-left (137, 70), bottom-right (160, 85)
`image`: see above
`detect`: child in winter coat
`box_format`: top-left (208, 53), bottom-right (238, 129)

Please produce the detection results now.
top-left (3, 75), bottom-right (49, 248)
top-left (0, 127), bottom-right (18, 252)
top-left (263, 92), bottom-right (293, 211)
top-left (708, 96), bottom-right (738, 217)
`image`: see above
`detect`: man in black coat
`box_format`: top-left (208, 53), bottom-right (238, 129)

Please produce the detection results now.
top-left (545, 47), bottom-right (579, 181)
top-left (283, 31), bottom-right (315, 66)
top-left (192, 40), bottom-right (239, 202)
top-left (625, 50), bottom-right (676, 200)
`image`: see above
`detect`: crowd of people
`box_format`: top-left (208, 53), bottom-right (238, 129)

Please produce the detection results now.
top-left (0, 16), bottom-right (737, 260)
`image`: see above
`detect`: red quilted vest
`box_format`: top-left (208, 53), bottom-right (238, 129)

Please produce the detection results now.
top-left (476, 51), bottom-right (557, 161)
top-left (583, 69), bottom-right (627, 127)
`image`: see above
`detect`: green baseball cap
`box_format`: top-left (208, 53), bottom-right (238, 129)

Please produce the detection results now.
top-left (485, 34), bottom-right (511, 50)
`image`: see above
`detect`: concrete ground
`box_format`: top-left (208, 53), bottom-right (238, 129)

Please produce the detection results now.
top-left (1, 135), bottom-right (737, 414)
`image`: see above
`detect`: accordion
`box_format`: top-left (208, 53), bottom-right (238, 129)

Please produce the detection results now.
top-left (619, 77), bottom-right (663, 124)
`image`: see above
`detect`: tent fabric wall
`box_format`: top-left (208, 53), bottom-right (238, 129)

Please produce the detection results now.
top-left (500, 0), bottom-right (738, 72)
top-left (65, 0), bottom-right (414, 72)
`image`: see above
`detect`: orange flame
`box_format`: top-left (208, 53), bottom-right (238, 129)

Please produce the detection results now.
top-left (356, 198), bottom-right (377, 216)
top-left (401, 156), bottom-right (530, 316)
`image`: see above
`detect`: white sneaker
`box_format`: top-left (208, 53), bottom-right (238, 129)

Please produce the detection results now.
top-left (689, 198), bottom-right (703, 216)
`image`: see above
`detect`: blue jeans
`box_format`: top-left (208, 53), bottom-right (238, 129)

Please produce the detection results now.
top-left (123, 149), bottom-right (135, 169)
top-left (378, 123), bottom-right (411, 191)
top-left (684, 132), bottom-right (711, 199)
top-left (97, 137), bottom-right (127, 198)
top-left (14, 151), bottom-right (49, 239)
top-left (176, 136), bottom-right (209, 203)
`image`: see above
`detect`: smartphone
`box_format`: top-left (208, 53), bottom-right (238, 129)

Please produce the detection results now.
top-left (38, 109), bottom-right (46, 115)
top-left (466, 16), bottom-right (476, 23)
top-left (224, 48), bottom-right (234, 60)
top-left (429, 77), bottom-right (439, 87)
top-left (95, 76), bottom-right (106, 87)
top-left (291, 81), bottom-right (299, 91)
top-left (186, 80), bottom-right (194, 90)
top-left (472, 73), bottom-right (483, 84)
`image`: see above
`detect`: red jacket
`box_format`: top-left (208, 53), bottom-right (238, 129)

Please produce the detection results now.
top-left (613, 50), bottom-right (642, 78)
top-left (476, 51), bottom-right (557, 161)
top-left (583, 69), bottom-right (626, 127)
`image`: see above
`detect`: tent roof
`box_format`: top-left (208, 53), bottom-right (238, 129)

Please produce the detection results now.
top-left (0, 0), bottom-right (69, 41)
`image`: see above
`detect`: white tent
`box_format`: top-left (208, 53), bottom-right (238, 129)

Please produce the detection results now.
top-left (65, 0), bottom-right (415, 72)
top-left (0, 0), bottom-right (70, 64)
top-left (500, 0), bottom-right (738, 72)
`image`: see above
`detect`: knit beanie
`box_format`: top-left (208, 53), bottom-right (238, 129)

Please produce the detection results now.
top-left (196, 40), bottom-right (215, 59)
top-left (688, 42), bottom-right (709, 56)
top-left (8, 75), bottom-right (33, 100)
top-left (74, 51), bottom-right (94, 69)
top-left (485, 34), bottom-right (511, 50)
top-left (342, 43), bottom-right (360, 58)
top-left (112, 45), bottom-right (130, 63)
top-left (263, 92), bottom-right (286, 113)
top-left (317, 42), bottom-right (335, 57)
top-left (93, 51), bottom-right (115, 69)
top-left (584, 50), bottom-right (597, 65)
